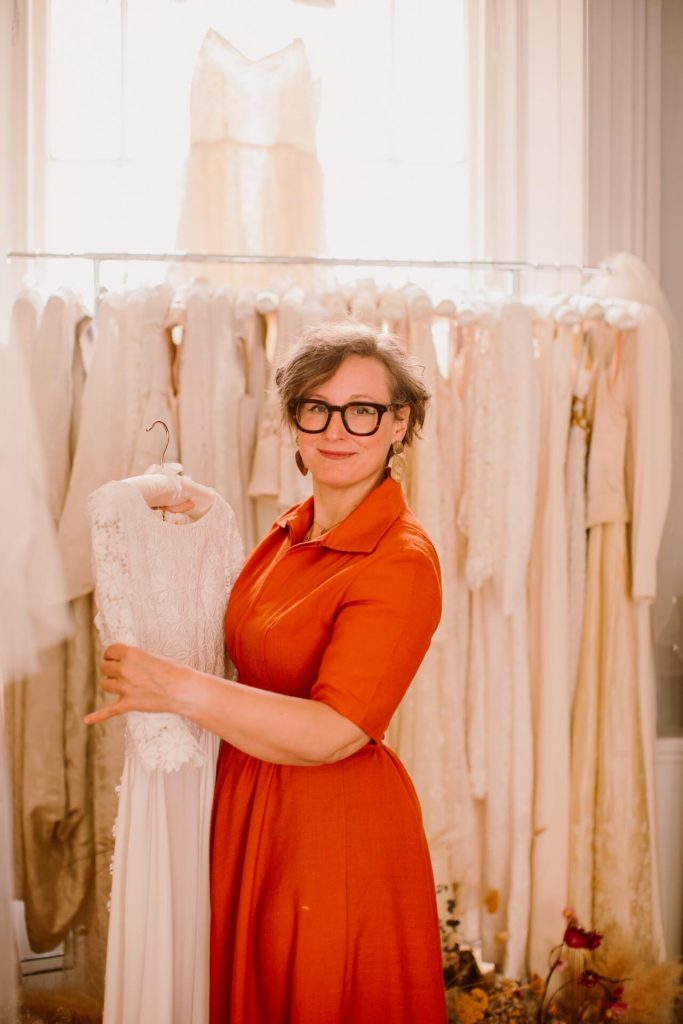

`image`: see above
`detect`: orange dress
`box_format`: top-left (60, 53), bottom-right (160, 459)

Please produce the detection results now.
top-left (210, 477), bottom-right (447, 1024)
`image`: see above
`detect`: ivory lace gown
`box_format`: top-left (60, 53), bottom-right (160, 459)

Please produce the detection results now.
top-left (51, 285), bottom-right (181, 993)
top-left (177, 30), bottom-right (324, 285)
top-left (88, 480), bottom-right (243, 1024)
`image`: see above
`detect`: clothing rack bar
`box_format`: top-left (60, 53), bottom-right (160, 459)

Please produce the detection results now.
top-left (5, 250), bottom-right (608, 274)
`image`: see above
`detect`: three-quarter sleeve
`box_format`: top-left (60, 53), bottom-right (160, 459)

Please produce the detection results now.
top-left (310, 541), bottom-right (442, 741)
top-left (627, 306), bottom-right (672, 603)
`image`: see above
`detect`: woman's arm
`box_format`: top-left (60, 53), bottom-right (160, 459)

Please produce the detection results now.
top-left (84, 644), bottom-right (369, 767)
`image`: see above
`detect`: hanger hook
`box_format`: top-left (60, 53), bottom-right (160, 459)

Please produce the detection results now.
top-left (146, 419), bottom-right (170, 468)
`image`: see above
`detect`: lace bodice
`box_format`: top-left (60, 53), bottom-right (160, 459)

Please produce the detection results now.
top-left (189, 32), bottom-right (318, 151)
top-left (176, 34), bottom-right (324, 282)
top-left (87, 480), bottom-right (244, 772)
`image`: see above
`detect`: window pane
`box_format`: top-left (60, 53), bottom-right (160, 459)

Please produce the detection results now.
top-left (43, 0), bottom-right (470, 266)
top-left (390, 0), bottom-right (467, 164)
top-left (48, 0), bottom-right (122, 161)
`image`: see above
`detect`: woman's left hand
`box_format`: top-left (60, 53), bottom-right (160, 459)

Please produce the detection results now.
top-left (84, 644), bottom-right (184, 726)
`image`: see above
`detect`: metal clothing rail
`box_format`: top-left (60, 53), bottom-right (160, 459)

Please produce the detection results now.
top-left (5, 249), bottom-right (609, 296)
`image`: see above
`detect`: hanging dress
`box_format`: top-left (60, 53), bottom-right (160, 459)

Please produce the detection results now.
top-left (565, 318), bottom-right (595, 706)
top-left (526, 309), bottom-right (573, 974)
top-left (484, 301), bottom-right (537, 979)
top-left (56, 285), bottom-right (180, 995)
top-left (457, 302), bottom-right (537, 976)
top-left (88, 479), bottom-right (244, 1024)
top-left (569, 314), bottom-right (665, 962)
top-left (211, 477), bottom-right (447, 1024)
top-left (0, 294), bottom-right (67, 1024)
top-left (385, 290), bottom-right (479, 921)
top-left (177, 30), bottom-right (324, 286)
top-left (247, 287), bottom-right (314, 540)
top-left (177, 281), bottom-right (258, 547)
top-left (9, 289), bottom-right (95, 953)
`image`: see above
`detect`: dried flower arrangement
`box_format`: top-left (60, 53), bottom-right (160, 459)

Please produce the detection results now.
top-left (439, 890), bottom-right (682, 1024)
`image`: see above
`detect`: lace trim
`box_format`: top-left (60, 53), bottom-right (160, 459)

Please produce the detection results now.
top-left (88, 481), bottom-right (243, 774)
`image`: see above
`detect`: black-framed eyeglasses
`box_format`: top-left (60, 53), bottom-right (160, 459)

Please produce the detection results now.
top-left (289, 399), bottom-right (400, 436)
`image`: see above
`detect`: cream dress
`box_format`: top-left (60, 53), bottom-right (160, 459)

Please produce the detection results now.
top-left (457, 302), bottom-right (537, 977)
top-left (56, 285), bottom-right (180, 994)
top-left (526, 309), bottom-right (573, 975)
top-left (386, 293), bottom-right (480, 920)
top-left (177, 30), bottom-right (324, 285)
top-left (88, 480), bottom-right (243, 1024)
top-left (247, 287), bottom-right (318, 540)
top-left (177, 282), bottom-right (254, 542)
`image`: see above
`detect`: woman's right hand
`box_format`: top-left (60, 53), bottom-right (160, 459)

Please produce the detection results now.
top-left (84, 644), bottom-right (188, 726)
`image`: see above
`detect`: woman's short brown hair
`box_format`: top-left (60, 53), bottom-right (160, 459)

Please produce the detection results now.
top-left (274, 320), bottom-right (430, 446)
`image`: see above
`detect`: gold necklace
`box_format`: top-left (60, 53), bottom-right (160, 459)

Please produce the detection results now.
top-left (304, 502), bottom-right (361, 542)
top-left (304, 517), bottom-right (344, 543)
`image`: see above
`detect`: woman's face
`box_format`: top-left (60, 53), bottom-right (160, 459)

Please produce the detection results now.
top-left (295, 354), bottom-right (408, 493)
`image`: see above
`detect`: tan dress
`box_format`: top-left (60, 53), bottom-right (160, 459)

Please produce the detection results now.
top-left (8, 291), bottom-right (92, 952)
top-left (569, 337), bottom-right (658, 960)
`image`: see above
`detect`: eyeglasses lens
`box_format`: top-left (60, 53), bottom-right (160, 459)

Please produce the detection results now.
top-left (295, 401), bottom-right (380, 435)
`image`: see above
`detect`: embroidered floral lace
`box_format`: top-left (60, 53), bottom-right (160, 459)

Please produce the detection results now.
top-left (88, 479), bottom-right (244, 773)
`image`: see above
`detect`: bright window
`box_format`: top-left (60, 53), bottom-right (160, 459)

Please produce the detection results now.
top-left (42, 0), bottom-right (469, 293)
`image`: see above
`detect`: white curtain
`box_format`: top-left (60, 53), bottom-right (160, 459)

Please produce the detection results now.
top-left (584, 0), bottom-right (662, 273)
top-left (467, 0), bottom-right (585, 271)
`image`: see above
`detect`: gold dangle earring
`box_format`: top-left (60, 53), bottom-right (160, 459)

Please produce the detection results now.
top-left (295, 450), bottom-right (309, 477)
top-left (387, 440), bottom-right (407, 483)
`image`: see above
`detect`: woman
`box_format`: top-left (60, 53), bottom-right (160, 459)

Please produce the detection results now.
top-left (86, 321), bottom-right (447, 1024)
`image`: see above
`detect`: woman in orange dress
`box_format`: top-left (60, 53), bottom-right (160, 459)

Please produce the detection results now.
top-left (88, 321), bottom-right (447, 1024)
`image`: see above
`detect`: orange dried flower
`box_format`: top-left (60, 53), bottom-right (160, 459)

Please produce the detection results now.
top-left (530, 972), bottom-right (545, 996)
top-left (484, 888), bottom-right (500, 913)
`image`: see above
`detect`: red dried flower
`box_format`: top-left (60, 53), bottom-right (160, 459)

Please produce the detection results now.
top-left (576, 970), bottom-right (600, 988)
top-left (563, 918), bottom-right (602, 950)
top-left (603, 984), bottom-right (628, 1018)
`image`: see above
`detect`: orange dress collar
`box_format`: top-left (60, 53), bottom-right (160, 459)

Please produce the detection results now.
top-left (275, 476), bottom-right (407, 554)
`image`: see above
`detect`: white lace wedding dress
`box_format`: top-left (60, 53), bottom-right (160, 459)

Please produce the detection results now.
top-left (177, 30), bottom-right (324, 286)
top-left (87, 479), bottom-right (244, 1024)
